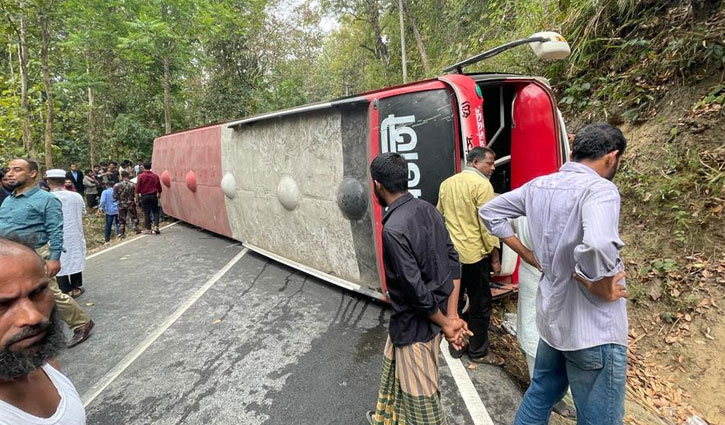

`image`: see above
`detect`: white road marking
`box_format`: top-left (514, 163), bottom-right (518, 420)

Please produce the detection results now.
top-left (440, 339), bottom-right (495, 425)
top-left (81, 247), bottom-right (248, 407)
top-left (85, 221), bottom-right (178, 260)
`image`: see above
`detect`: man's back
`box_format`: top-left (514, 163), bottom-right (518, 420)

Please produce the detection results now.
top-left (136, 171), bottom-right (160, 195)
top-left (113, 181), bottom-right (136, 207)
top-left (382, 193), bottom-right (458, 346)
top-left (99, 188), bottom-right (118, 215)
top-left (480, 161), bottom-right (627, 351)
top-left (437, 169), bottom-right (498, 264)
top-left (52, 190), bottom-right (84, 235)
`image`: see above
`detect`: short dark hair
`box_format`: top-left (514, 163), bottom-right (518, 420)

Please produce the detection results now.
top-left (85, 169), bottom-right (92, 174)
top-left (143, 161), bottom-right (152, 170)
top-left (100, 162), bottom-right (107, 166)
top-left (0, 234), bottom-right (43, 261)
top-left (571, 123), bottom-right (627, 161)
top-left (467, 147), bottom-right (495, 164)
top-left (121, 171), bottom-right (129, 179)
top-left (370, 153), bottom-right (408, 193)
top-left (93, 164), bottom-right (101, 168)
top-left (15, 158), bottom-right (39, 174)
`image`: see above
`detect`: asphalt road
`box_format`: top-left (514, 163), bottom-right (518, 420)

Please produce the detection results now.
top-left (60, 222), bottom-right (522, 425)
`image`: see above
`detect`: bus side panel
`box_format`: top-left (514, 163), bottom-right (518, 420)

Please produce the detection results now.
top-left (153, 125), bottom-right (233, 237)
top-left (510, 83), bottom-right (559, 188)
top-left (220, 107), bottom-right (378, 290)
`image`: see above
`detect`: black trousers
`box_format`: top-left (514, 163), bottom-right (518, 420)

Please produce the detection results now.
top-left (459, 256), bottom-right (492, 359)
top-left (57, 272), bottom-right (83, 294)
top-left (86, 193), bottom-right (98, 208)
top-left (140, 193), bottom-right (160, 229)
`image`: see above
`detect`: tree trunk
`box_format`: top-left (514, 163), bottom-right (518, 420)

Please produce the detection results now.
top-left (162, 55), bottom-right (171, 134)
top-left (403, 0), bottom-right (430, 73)
top-left (366, 0), bottom-right (389, 66)
top-left (17, 2), bottom-right (35, 159)
top-left (8, 41), bottom-right (14, 81)
top-left (398, 0), bottom-right (407, 83)
top-left (160, 4), bottom-right (171, 134)
top-left (85, 51), bottom-right (97, 167)
top-left (40, 11), bottom-right (54, 169)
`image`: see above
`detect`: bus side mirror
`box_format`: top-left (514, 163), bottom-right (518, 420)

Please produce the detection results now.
top-left (529, 31), bottom-right (571, 61)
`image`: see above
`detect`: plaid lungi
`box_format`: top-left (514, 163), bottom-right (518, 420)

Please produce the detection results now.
top-left (371, 334), bottom-right (446, 425)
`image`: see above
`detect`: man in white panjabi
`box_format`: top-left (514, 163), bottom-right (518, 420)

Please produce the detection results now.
top-left (0, 236), bottom-right (86, 424)
top-left (511, 217), bottom-right (575, 419)
top-left (46, 170), bottom-right (87, 298)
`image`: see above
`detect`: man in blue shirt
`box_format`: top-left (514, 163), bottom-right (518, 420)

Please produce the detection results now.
top-left (0, 158), bottom-right (94, 348)
top-left (98, 182), bottom-right (119, 243)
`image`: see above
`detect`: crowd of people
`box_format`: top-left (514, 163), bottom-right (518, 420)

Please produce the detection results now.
top-left (0, 157), bottom-right (164, 424)
top-left (0, 122), bottom-right (629, 425)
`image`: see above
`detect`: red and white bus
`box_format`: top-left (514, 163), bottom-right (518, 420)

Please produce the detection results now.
top-left (152, 33), bottom-right (572, 300)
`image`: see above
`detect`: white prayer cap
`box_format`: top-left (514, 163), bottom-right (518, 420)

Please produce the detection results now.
top-left (46, 169), bottom-right (67, 178)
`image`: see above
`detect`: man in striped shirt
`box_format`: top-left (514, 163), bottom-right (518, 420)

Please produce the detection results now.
top-left (479, 123), bottom-right (628, 424)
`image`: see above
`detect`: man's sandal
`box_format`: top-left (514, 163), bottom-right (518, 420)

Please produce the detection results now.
top-left (470, 352), bottom-right (505, 366)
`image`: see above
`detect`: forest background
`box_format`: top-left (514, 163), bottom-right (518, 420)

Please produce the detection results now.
top-left (0, 0), bottom-right (723, 424)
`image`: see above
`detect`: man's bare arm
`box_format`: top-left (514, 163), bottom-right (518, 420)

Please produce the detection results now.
top-left (501, 236), bottom-right (541, 271)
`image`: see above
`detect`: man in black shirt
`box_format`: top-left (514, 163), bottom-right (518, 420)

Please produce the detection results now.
top-left (367, 153), bottom-right (471, 425)
top-left (0, 168), bottom-right (11, 207)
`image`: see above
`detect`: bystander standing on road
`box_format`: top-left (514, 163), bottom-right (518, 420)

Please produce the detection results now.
top-left (134, 159), bottom-right (143, 176)
top-left (0, 236), bottom-right (86, 424)
top-left (479, 123), bottom-right (629, 425)
top-left (0, 158), bottom-right (95, 348)
top-left (113, 171), bottom-right (140, 238)
top-left (63, 179), bottom-right (76, 192)
top-left (135, 161), bottom-right (162, 235)
top-left (106, 161), bottom-right (120, 186)
top-left (38, 174), bottom-right (50, 192)
top-left (436, 146), bottom-right (504, 366)
top-left (0, 168), bottom-right (10, 207)
top-left (366, 153), bottom-right (470, 425)
top-left (121, 160), bottom-right (134, 178)
top-left (98, 182), bottom-right (119, 244)
top-left (65, 163), bottom-right (84, 195)
top-left (47, 170), bottom-right (87, 299)
top-left (83, 169), bottom-right (100, 209)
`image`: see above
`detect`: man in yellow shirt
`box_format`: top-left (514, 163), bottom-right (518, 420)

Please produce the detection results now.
top-left (437, 147), bottom-right (504, 365)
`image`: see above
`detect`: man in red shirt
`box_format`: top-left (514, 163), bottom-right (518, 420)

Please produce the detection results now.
top-left (134, 161), bottom-right (162, 234)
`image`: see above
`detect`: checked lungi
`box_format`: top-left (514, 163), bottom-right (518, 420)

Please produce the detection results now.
top-left (371, 333), bottom-right (446, 425)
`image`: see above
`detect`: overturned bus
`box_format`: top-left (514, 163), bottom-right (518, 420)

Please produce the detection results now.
top-left (152, 32), bottom-right (572, 300)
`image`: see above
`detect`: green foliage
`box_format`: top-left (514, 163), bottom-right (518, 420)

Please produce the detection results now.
top-left (559, 81), bottom-right (591, 108)
top-left (693, 85), bottom-right (725, 109)
top-left (551, 1), bottom-right (725, 121)
top-left (0, 0), bottom-right (269, 168)
top-left (0, 0), bottom-right (722, 169)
